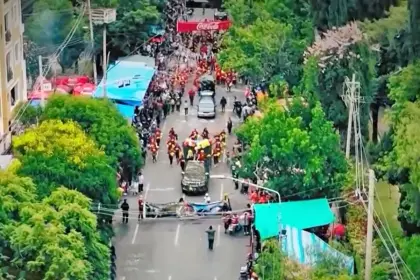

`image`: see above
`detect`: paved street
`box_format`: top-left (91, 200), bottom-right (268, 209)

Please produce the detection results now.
top-left (112, 9), bottom-right (251, 280)
top-left (114, 84), bottom-right (248, 280)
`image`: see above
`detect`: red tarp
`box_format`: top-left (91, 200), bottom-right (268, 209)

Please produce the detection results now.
top-left (176, 20), bottom-right (232, 32)
top-left (73, 83), bottom-right (96, 95)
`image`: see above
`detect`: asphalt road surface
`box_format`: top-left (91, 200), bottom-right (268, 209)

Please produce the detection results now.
top-left (113, 9), bottom-right (251, 280)
top-left (114, 81), bottom-right (248, 280)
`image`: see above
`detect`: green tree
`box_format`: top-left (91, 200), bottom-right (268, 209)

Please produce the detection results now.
top-left (218, 19), bottom-right (298, 84)
top-left (219, 0), bottom-right (312, 85)
top-left (399, 235), bottom-right (420, 278)
top-left (0, 169), bottom-right (109, 280)
top-left (91, 0), bottom-right (161, 56)
top-left (235, 99), bottom-right (348, 200)
top-left (13, 119), bottom-right (118, 204)
top-left (25, 0), bottom-right (86, 71)
top-left (42, 95), bottom-right (142, 177)
top-left (253, 240), bottom-right (284, 279)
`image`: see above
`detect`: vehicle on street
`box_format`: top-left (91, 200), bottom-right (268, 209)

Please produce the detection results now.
top-left (181, 160), bottom-right (209, 195)
top-left (214, 8), bottom-right (228, 20)
top-left (199, 74), bottom-right (216, 94)
top-left (197, 96), bottom-right (216, 118)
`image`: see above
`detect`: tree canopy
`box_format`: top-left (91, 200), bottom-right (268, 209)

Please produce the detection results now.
top-left (236, 100), bottom-right (348, 200)
top-left (0, 169), bottom-right (109, 280)
top-left (42, 95), bottom-right (142, 176)
top-left (13, 119), bottom-right (118, 204)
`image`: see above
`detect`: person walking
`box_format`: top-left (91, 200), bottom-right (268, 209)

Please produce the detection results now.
top-left (220, 96), bottom-right (227, 112)
top-left (227, 118), bottom-right (233, 134)
top-left (121, 199), bottom-right (129, 224)
top-left (184, 100), bottom-right (189, 115)
top-left (206, 225), bottom-right (216, 250)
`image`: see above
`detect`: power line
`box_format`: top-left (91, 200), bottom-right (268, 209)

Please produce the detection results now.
top-left (1, 4), bottom-right (87, 145)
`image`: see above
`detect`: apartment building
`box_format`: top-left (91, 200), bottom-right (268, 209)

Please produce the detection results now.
top-left (0, 0), bottom-right (27, 153)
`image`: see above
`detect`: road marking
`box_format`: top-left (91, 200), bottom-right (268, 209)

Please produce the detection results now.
top-left (174, 224), bottom-right (181, 246)
top-left (182, 193), bottom-right (186, 200)
top-left (121, 277), bottom-right (126, 280)
top-left (131, 224), bottom-right (139, 244)
top-left (216, 225), bottom-right (221, 247)
top-left (148, 188), bottom-right (175, 191)
top-left (220, 183), bottom-right (224, 200)
top-left (168, 276), bottom-right (172, 280)
top-left (144, 183), bottom-right (150, 200)
top-left (214, 277), bottom-right (218, 280)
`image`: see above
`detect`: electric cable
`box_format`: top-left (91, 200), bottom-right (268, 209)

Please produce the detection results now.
top-left (1, 4), bottom-right (87, 143)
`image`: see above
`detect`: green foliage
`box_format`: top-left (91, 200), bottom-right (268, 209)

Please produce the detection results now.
top-left (302, 43), bottom-right (376, 141)
top-left (311, 0), bottom-right (398, 31)
top-left (219, 0), bottom-right (312, 85)
top-left (42, 95), bottom-right (142, 176)
top-left (360, 2), bottom-right (408, 44)
top-left (12, 101), bottom-right (43, 127)
top-left (235, 99), bottom-right (348, 200)
top-left (25, 0), bottom-right (86, 70)
top-left (13, 119), bottom-right (118, 204)
top-left (92, 0), bottom-right (161, 55)
top-left (0, 169), bottom-right (109, 280)
top-left (253, 240), bottom-right (283, 279)
top-left (399, 234), bottom-right (420, 277)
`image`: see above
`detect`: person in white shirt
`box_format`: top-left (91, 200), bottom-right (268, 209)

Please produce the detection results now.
top-left (204, 193), bottom-right (211, 203)
top-left (138, 172), bottom-right (144, 194)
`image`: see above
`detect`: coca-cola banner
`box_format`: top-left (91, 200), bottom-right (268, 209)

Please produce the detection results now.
top-left (176, 20), bottom-right (232, 32)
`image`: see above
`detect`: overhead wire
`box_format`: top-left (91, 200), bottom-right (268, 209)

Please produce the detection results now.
top-left (352, 91), bottom-right (417, 279)
top-left (1, 4), bottom-right (87, 144)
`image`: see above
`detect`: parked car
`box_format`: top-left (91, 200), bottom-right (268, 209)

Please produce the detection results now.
top-left (181, 161), bottom-right (209, 195)
top-left (197, 96), bottom-right (216, 118)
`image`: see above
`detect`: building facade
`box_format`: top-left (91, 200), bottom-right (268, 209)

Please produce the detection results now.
top-left (0, 0), bottom-right (27, 153)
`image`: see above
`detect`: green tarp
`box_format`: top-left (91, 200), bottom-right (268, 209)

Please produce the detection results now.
top-left (254, 198), bottom-right (335, 240)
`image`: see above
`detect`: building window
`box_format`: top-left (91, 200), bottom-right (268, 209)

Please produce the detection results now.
top-left (6, 52), bottom-right (13, 82)
top-left (4, 12), bottom-right (11, 43)
top-left (10, 86), bottom-right (17, 107)
top-left (14, 41), bottom-right (20, 62)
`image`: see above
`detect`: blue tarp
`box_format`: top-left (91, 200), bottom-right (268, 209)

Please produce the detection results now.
top-left (254, 199), bottom-right (335, 240)
top-left (281, 224), bottom-right (354, 274)
top-left (115, 103), bottom-right (136, 119)
top-left (93, 61), bottom-right (155, 104)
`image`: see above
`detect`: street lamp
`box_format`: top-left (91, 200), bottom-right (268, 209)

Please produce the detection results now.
top-left (210, 174), bottom-right (281, 201)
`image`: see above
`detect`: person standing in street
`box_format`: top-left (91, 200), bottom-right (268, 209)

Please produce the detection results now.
top-left (220, 96), bottom-right (227, 112)
top-left (121, 199), bottom-right (130, 224)
top-left (137, 172), bottom-right (144, 193)
top-left (227, 117), bottom-right (233, 134)
top-left (206, 225), bottom-right (216, 250)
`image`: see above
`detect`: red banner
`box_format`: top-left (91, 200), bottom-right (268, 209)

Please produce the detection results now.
top-left (176, 20), bottom-right (232, 32)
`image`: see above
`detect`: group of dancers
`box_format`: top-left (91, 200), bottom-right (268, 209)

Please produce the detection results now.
top-left (146, 127), bottom-right (228, 167)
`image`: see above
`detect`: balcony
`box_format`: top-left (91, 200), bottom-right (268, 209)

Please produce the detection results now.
top-left (5, 30), bottom-right (11, 43)
top-left (7, 68), bottom-right (13, 83)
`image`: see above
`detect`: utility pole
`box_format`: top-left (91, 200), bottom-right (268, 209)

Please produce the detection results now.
top-left (87, 0), bottom-right (97, 85)
top-left (364, 169), bottom-right (376, 280)
top-left (102, 25), bottom-right (107, 97)
top-left (342, 74), bottom-right (360, 159)
top-left (38, 55), bottom-right (45, 107)
top-left (90, 8), bottom-right (116, 98)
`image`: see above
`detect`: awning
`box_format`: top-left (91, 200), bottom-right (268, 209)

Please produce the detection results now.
top-left (254, 198), bottom-right (335, 240)
top-left (176, 20), bottom-right (231, 32)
